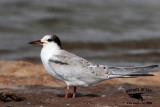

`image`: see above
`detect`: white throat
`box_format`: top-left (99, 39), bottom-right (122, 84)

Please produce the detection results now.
top-left (41, 43), bottom-right (61, 61)
top-left (40, 42), bottom-right (62, 80)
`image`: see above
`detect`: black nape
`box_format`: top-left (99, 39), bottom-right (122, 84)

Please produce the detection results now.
top-left (50, 35), bottom-right (62, 49)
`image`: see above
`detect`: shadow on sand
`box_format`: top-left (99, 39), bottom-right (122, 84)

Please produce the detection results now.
top-left (56, 93), bottom-right (100, 98)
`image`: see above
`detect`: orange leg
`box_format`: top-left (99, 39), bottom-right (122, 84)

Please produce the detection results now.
top-left (65, 86), bottom-right (70, 98)
top-left (72, 86), bottom-right (77, 98)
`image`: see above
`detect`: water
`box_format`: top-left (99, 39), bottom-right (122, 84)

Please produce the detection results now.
top-left (0, 0), bottom-right (160, 65)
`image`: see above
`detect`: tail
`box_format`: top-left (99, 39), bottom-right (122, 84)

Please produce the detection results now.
top-left (107, 65), bottom-right (158, 79)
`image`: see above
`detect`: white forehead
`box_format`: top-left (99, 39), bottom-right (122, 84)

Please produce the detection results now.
top-left (41, 35), bottom-right (52, 41)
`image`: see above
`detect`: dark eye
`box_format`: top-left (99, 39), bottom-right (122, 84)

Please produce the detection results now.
top-left (48, 38), bottom-right (53, 42)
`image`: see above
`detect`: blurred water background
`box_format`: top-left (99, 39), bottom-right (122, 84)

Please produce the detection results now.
top-left (0, 0), bottom-right (160, 66)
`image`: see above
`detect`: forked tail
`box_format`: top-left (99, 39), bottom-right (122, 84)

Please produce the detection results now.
top-left (107, 65), bottom-right (158, 79)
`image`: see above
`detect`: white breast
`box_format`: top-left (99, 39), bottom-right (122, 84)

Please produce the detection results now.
top-left (40, 43), bottom-right (64, 81)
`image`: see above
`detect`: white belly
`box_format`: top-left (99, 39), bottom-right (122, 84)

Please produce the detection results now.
top-left (40, 47), bottom-right (64, 81)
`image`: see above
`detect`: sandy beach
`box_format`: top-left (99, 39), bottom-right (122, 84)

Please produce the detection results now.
top-left (0, 60), bottom-right (159, 107)
top-left (0, 0), bottom-right (160, 107)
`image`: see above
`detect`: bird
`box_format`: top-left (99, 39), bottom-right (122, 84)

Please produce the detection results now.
top-left (29, 34), bottom-right (158, 98)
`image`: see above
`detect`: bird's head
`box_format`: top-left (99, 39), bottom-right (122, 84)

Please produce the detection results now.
top-left (28, 34), bottom-right (62, 49)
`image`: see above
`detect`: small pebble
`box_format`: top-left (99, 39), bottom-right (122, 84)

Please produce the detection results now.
top-left (66, 103), bottom-right (70, 106)
top-left (101, 95), bottom-right (106, 97)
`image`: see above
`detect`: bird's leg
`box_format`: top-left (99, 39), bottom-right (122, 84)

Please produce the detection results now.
top-left (65, 86), bottom-right (70, 98)
top-left (72, 86), bottom-right (77, 98)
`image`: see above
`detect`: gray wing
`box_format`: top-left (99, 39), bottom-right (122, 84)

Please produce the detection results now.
top-left (50, 50), bottom-right (93, 67)
top-left (48, 50), bottom-right (109, 84)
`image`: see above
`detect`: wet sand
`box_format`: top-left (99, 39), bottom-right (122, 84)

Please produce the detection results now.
top-left (0, 84), bottom-right (160, 107)
top-left (0, 61), bottom-right (159, 107)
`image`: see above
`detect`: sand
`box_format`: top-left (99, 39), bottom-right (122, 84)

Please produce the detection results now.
top-left (0, 60), bottom-right (159, 107)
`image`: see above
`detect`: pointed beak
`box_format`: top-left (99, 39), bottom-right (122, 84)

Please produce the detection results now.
top-left (28, 40), bottom-right (44, 45)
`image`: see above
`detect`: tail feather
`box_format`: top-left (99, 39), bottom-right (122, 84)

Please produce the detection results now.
top-left (121, 73), bottom-right (154, 78)
top-left (108, 65), bottom-right (158, 79)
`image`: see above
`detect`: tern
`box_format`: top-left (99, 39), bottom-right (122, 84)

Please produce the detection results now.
top-left (29, 34), bottom-right (158, 98)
